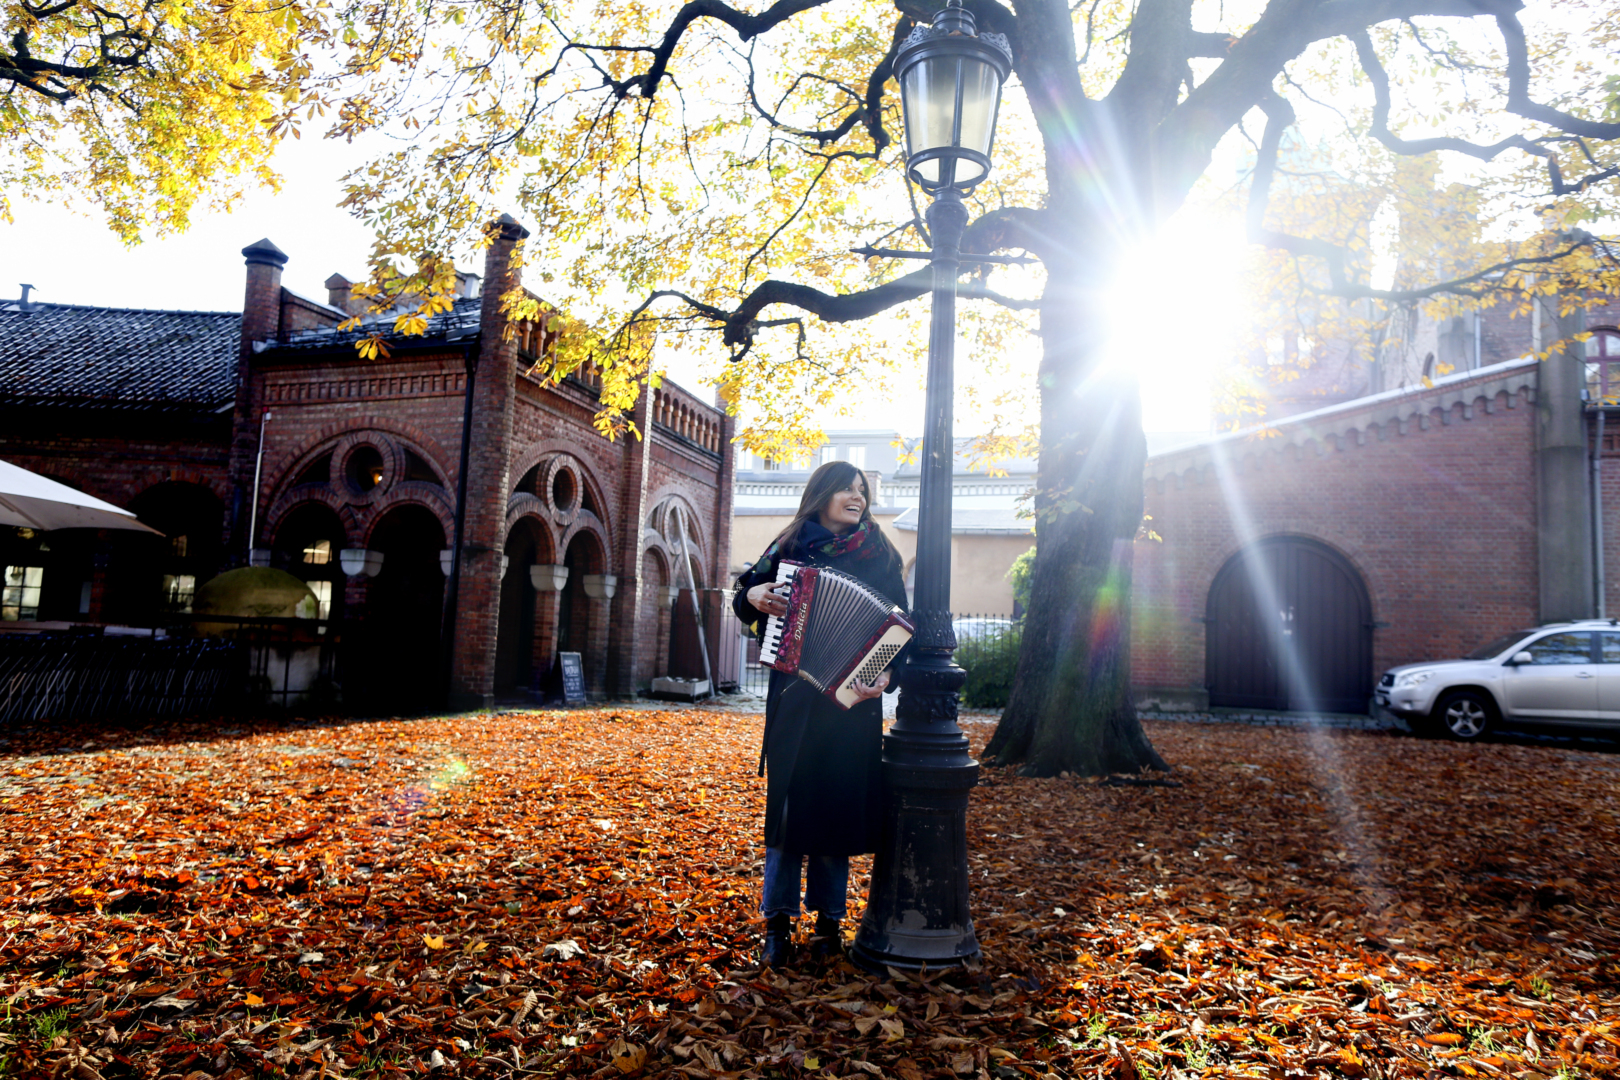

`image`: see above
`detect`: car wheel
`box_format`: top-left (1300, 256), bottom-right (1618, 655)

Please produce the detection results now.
top-left (1434, 690), bottom-right (1495, 740)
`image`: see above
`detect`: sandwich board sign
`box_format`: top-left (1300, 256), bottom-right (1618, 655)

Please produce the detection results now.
top-left (558, 652), bottom-right (586, 704)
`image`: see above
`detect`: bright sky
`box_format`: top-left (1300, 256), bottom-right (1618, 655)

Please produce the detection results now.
top-left (0, 121), bottom-right (1243, 439)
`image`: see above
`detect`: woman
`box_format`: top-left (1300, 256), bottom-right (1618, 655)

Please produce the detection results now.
top-left (733, 461), bottom-right (908, 967)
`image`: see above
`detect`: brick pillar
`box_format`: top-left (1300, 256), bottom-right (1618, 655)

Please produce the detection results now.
top-left (609, 388), bottom-right (657, 696)
top-left (449, 214), bottom-right (529, 710)
top-left (531, 587), bottom-right (562, 690)
top-left (344, 575), bottom-right (368, 619)
top-left (713, 402), bottom-right (736, 588)
top-left (1537, 297), bottom-right (1595, 621)
top-left (227, 238), bottom-right (288, 561)
top-left (587, 597), bottom-right (611, 698)
top-left (87, 550), bottom-right (111, 621)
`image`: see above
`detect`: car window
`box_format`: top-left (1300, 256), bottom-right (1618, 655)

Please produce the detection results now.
top-left (1601, 631), bottom-right (1620, 663)
top-left (1466, 631), bottom-right (1538, 660)
top-left (1524, 632), bottom-right (1594, 664)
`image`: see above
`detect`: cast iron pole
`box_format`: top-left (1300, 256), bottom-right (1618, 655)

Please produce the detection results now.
top-left (851, 186), bottom-right (981, 972)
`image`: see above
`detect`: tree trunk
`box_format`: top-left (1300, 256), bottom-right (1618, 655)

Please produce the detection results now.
top-left (985, 261), bottom-right (1168, 777)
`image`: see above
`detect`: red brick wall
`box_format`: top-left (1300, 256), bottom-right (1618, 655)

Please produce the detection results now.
top-left (254, 355), bottom-right (469, 547)
top-left (0, 416), bottom-right (230, 513)
top-left (1133, 367), bottom-right (1541, 701)
top-left (3, 226), bottom-right (730, 705)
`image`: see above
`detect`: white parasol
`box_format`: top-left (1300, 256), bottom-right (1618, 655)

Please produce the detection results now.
top-left (0, 458), bottom-right (162, 534)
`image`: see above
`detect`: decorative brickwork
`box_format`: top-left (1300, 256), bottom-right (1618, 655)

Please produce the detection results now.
top-left (1134, 360), bottom-right (1545, 711)
top-left (0, 220), bottom-right (729, 709)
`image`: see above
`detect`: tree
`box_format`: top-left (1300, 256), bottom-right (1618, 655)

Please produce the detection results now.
top-left (0, 0), bottom-right (324, 240)
top-left (14, 0), bottom-right (1620, 774)
top-left (298, 0), bottom-right (1620, 776)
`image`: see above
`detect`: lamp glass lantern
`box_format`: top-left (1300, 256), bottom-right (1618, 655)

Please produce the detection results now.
top-left (894, 0), bottom-right (1013, 193)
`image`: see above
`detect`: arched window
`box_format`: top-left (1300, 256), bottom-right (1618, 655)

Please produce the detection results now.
top-left (1586, 328), bottom-right (1620, 404)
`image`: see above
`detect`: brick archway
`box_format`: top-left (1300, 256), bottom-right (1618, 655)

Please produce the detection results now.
top-left (495, 514), bottom-right (561, 695)
top-left (557, 526), bottom-right (610, 697)
top-left (1205, 535), bottom-right (1373, 713)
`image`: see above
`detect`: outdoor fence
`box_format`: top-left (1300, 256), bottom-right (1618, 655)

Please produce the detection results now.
top-left (723, 610), bottom-right (1022, 706)
top-left (0, 616), bottom-right (343, 724)
top-left (0, 633), bottom-right (240, 724)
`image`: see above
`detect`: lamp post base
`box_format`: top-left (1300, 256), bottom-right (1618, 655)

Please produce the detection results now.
top-left (850, 755), bottom-right (981, 973)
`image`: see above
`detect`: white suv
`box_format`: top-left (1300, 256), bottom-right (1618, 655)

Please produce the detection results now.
top-left (1377, 620), bottom-right (1620, 740)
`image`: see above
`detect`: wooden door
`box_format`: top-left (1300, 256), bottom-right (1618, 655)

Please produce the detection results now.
top-left (1206, 537), bottom-right (1372, 713)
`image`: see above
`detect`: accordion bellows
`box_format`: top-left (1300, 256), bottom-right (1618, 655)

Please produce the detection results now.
top-left (757, 561), bottom-right (914, 709)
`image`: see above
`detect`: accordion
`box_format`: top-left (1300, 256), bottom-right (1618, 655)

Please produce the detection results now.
top-left (756, 560), bottom-right (914, 709)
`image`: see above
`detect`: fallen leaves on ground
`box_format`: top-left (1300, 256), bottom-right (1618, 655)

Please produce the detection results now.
top-left (1, 706), bottom-right (1617, 1079)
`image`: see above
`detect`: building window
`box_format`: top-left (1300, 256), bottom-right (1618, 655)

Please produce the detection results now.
top-left (2, 566), bottom-right (43, 621)
top-left (404, 450), bottom-right (442, 486)
top-left (308, 580), bottom-right (333, 620)
top-left (161, 574), bottom-right (196, 613)
top-left (346, 445), bottom-right (386, 493)
top-left (762, 457), bottom-right (781, 472)
top-left (303, 539), bottom-right (333, 566)
top-left (171, 534), bottom-right (188, 557)
top-left (819, 446), bottom-right (839, 465)
top-left (848, 445), bottom-right (867, 469)
top-left (1587, 329), bottom-right (1620, 403)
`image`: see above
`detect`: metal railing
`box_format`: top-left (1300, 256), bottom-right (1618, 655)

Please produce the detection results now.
top-left (0, 614), bottom-right (343, 724)
top-left (723, 610), bottom-right (1022, 704)
top-left (0, 633), bottom-right (239, 724)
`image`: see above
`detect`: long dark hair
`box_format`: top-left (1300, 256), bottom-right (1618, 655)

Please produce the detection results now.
top-left (773, 460), bottom-right (896, 565)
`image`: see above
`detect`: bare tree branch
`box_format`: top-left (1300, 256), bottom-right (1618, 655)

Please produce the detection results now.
top-left (621, 207), bottom-right (1051, 360)
top-left (1353, 28), bottom-right (1620, 196)
top-left (1247, 90), bottom-right (1617, 304)
top-left (1493, 10), bottom-right (1620, 142)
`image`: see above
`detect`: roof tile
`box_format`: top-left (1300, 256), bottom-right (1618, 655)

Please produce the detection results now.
top-left (0, 303), bottom-right (239, 411)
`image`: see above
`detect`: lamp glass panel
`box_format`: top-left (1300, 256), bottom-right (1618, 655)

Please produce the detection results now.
top-left (957, 58), bottom-right (1001, 156)
top-left (904, 56), bottom-right (959, 155)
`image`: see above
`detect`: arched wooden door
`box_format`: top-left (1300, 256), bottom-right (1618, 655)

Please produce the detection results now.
top-left (1205, 537), bottom-right (1373, 713)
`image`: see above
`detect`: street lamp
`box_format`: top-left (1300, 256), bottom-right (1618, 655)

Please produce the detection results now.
top-left (850, 0), bottom-right (1012, 973)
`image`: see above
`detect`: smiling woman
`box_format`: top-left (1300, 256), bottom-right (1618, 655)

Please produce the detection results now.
top-left (731, 461), bottom-right (908, 967)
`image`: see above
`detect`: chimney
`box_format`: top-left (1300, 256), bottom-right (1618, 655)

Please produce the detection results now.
top-left (324, 273), bottom-right (353, 314)
top-left (230, 237), bottom-right (288, 563)
top-left (864, 470), bottom-right (883, 507)
top-left (456, 270), bottom-right (481, 299)
top-left (240, 238), bottom-right (288, 347)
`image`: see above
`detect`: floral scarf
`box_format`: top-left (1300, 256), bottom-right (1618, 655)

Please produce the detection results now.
top-left (761, 518), bottom-right (884, 567)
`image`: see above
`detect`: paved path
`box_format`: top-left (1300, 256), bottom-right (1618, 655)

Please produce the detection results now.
top-left (1139, 708), bottom-right (1407, 732)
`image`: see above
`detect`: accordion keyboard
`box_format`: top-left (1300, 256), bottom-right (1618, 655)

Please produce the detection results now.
top-left (755, 561), bottom-right (800, 666)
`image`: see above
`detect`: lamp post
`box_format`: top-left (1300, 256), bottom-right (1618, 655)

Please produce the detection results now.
top-left (851, 0), bottom-right (1012, 973)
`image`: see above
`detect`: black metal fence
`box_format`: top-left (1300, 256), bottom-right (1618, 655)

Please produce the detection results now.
top-left (722, 610), bottom-right (1023, 703)
top-left (0, 633), bottom-right (240, 724)
top-left (0, 615), bottom-right (343, 724)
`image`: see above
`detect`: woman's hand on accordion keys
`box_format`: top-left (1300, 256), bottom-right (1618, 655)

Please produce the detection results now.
top-left (747, 581), bottom-right (790, 617)
top-left (848, 669), bottom-right (890, 702)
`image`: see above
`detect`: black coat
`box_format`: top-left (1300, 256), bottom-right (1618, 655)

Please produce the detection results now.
top-left (733, 526), bottom-right (908, 856)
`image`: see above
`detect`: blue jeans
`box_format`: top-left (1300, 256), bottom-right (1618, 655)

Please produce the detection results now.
top-left (761, 847), bottom-right (849, 920)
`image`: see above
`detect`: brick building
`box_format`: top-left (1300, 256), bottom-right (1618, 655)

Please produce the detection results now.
top-left (0, 218), bottom-right (733, 708)
top-left (1132, 297), bottom-right (1620, 713)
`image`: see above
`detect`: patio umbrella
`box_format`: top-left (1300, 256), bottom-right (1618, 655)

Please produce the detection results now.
top-left (0, 458), bottom-right (162, 534)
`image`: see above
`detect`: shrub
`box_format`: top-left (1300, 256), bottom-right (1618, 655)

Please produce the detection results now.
top-left (957, 625), bottom-right (1021, 709)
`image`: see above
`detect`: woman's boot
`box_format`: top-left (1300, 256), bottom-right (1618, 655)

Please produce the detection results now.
top-left (808, 915), bottom-right (842, 963)
top-left (761, 914), bottom-right (794, 968)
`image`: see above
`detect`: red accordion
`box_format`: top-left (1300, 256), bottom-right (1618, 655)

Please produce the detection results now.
top-left (756, 561), bottom-right (913, 709)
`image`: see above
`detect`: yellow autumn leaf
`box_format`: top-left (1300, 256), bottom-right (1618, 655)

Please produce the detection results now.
top-left (245, 993), bottom-right (263, 1005)
top-left (423, 934), bottom-right (446, 949)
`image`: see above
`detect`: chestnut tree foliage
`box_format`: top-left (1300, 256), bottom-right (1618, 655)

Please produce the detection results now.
top-left (0, 0), bottom-right (330, 239)
top-left (8, 0), bottom-right (1620, 773)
